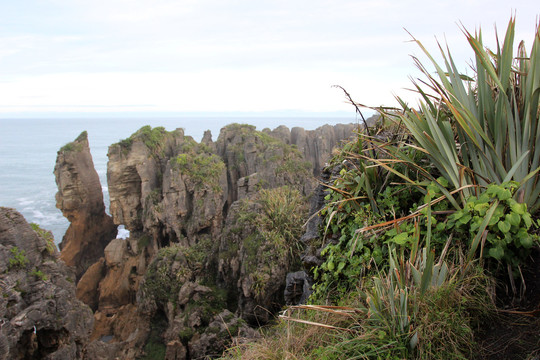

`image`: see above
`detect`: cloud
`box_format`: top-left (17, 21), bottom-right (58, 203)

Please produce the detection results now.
top-left (0, 0), bottom-right (538, 115)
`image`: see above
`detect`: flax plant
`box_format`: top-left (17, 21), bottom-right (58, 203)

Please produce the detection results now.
top-left (397, 18), bottom-right (540, 212)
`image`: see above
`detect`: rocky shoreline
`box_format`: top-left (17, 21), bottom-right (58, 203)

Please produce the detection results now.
top-left (0, 121), bottom-right (361, 359)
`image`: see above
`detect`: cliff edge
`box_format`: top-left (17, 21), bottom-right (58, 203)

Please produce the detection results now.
top-left (0, 207), bottom-right (94, 359)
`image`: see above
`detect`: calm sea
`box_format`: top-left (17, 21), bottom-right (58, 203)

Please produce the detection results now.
top-left (0, 116), bottom-right (355, 243)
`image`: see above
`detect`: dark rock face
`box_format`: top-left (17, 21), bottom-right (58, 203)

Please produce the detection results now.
top-left (0, 207), bottom-right (94, 360)
top-left (54, 131), bottom-right (117, 281)
top-left (287, 165), bottom-right (339, 305)
top-left (284, 271), bottom-right (312, 305)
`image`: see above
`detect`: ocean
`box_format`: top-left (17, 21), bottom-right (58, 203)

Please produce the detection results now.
top-left (0, 116), bottom-right (355, 244)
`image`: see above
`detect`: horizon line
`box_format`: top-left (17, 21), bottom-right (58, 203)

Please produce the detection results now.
top-left (0, 109), bottom-right (374, 119)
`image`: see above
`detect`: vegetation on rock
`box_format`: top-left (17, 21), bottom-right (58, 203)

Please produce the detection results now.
top-left (219, 123), bottom-right (312, 181)
top-left (8, 246), bottom-right (29, 270)
top-left (59, 131), bottom-right (86, 152)
top-left (236, 186), bottom-right (308, 298)
top-left (172, 139), bottom-right (225, 192)
top-left (113, 125), bottom-right (182, 157)
top-left (30, 222), bottom-right (57, 254)
top-left (141, 240), bottom-right (211, 307)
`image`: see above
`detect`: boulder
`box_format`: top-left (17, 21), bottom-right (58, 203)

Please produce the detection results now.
top-left (0, 207), bottom-right (93, 359)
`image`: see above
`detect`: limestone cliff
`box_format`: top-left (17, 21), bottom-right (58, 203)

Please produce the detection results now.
top-left (107, 126), bottom-right (226, 247)
top-left (0, 207), bottom-right (94, 359)
top-left (56, 122), bottom-right (355, 359)
top-left (215, 124), bottom-right (315, 207)
top-left (264, 123), bottom-right (359, 176)
top-left (54, 131), bottom-right (116, 280)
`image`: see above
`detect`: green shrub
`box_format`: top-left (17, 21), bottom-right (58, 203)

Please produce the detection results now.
top-left (235, 186), bottom-right (308, 297)
top-left (172, 152), bottom-right (225, 192)
top-left (136, 125), bottom-right (168, 151)
top-left (140, 314), bottom-right (167, 360)
top-left (30, 223), bottom-right (56, 254)
top-left (114, 125), bottom-right (177, 157)
top-left (223, 17), bottom-right (539, 360)
top-left (30, 268), bottom-right (48, 281)
top-left (311, 129), bottom-right (433, 302)
top-left (8, 247), bottom-right (29, 270)
top-left (59, 131), bottom-right (86, 152)
top-left (141, 238), bottom-right (214, 306)
top-left (445, 182), bottom-right (538, 269)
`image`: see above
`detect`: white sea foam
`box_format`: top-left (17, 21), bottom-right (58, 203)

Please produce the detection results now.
top-left (116, 225), bottom-right (130, 240)
top-left (17, 198), bottom-right (35, 206)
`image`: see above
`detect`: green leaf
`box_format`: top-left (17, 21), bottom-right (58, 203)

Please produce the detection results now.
top-left (392, 232), bottom-right (410, 245)
top-left (458, 213), bottom-right (472, 225)
top-left (488, 205), bottom-right (505, 226)
top-left (337, 261), bottom-right (346, 272)
top-left (489, 186), bottom-right (512, 201)
top-left (488, 246), bottom-right (505, 260)
top-left (474, 202), bottom-right (489, 216)
top-left (435, 222), bottom-right (446, 232)
top-left (327, 261), bottom-right (335, 271)
top-left (516, 228), bottom-right (534, 249)
top-left (437, 177), bottom-right (449, 188)
top-left (451, 210), bottom-right (465, 221)
top-left (497, 220), bottom-right (511, 233)
top-left (511, 202), bottom-right (527, 215)
top-left (522, 213), bottom-right (532, 229)
top-left (470, 216), bottom-right (482, 232)
top-left (466, 200), bottom-right (500, 265)
top-left (506, 212), bottom-right (521, 227)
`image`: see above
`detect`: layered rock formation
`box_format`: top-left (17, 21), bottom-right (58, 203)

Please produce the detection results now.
top-left (52, 122), bottom-right (356, 359)
top-left (265, 123), bottom-right (361, 176)
top-left (217, 186), bottom-right (308, 323)
top-left (54, 131), bottom-right (117, 280)
top-left (0, 207), bottom-right (94, 359)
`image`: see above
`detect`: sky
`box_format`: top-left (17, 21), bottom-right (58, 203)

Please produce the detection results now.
top-left (0, 0), bottom-right (538, 117)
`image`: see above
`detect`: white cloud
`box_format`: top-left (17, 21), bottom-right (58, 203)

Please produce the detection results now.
top-left (0, 0), bottom-right (538, 115)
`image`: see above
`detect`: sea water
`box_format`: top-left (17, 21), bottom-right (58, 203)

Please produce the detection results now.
top-left (0, 116), bottom-right (355, 244)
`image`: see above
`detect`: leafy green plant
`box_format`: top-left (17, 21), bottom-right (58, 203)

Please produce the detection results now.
top-left (30, 268), bottom-right (48, 281)
top-left (172, 152), bottom-right (225, 192)
top-left (397, 18), bottom-right (540, 212)
top-left (445, 182), bottom-right (538, 268)
top-left (137, 125), bottom-right (168, 151)
top-left (8, 247), bottom-right (29, 270)
top-left (30, 223), bottom-right (57, 254)
top-left (311, 129), bottom-right (434, 302)
top-left (141, 244), bottom-right (199, 306)
top-left (235, 186), bottom-right (308, 298)
top-left (114, 125), bottom-right (182, 157)
top-left (361, 238), bottom-right (493, 360)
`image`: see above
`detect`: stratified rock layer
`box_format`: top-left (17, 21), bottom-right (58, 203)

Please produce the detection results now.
top-left (0, 207), bottom-right (94, 360)
top-left (57, 122), bottom-right (357, 359)
top-left (54, 131), bottom-right (116, 281)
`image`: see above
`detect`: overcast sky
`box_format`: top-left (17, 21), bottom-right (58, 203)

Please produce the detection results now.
top-left (0, 0), bottom-right (538, 117)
